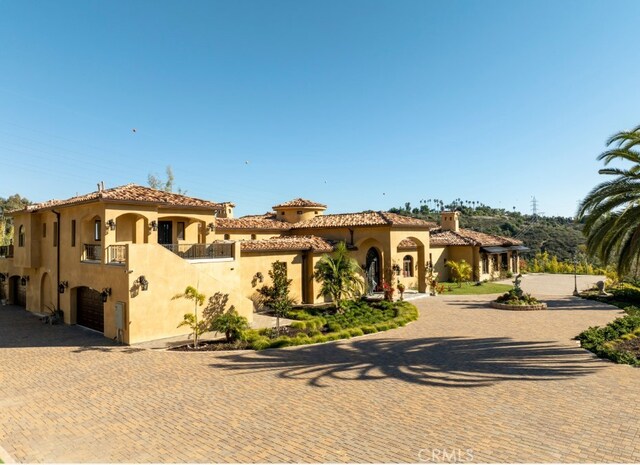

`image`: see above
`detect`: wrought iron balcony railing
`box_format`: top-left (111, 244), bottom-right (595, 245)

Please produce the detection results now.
top-left (0, 245), bottom-right (13, 258)
top-left (82, 244), bottom-right (102, 262)
top-left (162, 242), bottom-right (234, 260)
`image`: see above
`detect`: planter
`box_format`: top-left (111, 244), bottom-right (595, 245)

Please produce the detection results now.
top-left (490, 301), bottom-right (547, 311)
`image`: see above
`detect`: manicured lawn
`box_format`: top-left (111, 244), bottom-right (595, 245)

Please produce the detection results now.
top-left (440, 281), bottom-right (512, 295)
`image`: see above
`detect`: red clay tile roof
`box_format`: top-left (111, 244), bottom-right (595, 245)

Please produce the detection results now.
top-left (398, 238), bottom-right (419, 250)
top-left (273, 198), bottom-right (327, 209)
top-left (216, 214), bottom-right (291, 231)
top-left (429, 227), bottom-right (522, 247)
top-left (292, 211), bottom-right (431, 229)
top-left (240, 236), bottom-right (333, 253)
top-left (16, 184), bottom-right (229, 213)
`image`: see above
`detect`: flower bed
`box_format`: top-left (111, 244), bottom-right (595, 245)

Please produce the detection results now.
top-left (576, 314), bottom-right (640, 366)
top-left (245, 300), bottom-right (419, 350)
top-left (490, 301), bottom-right (547, 311)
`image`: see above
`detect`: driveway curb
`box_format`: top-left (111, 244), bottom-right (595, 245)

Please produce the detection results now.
top-left (0, 444), bottom-right (15, 463)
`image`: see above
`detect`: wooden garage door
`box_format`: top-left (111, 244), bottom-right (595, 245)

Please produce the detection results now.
top-left (77, 287), bottom-right (104, 333)
top-left (14, 278), bottom-right (26, 307)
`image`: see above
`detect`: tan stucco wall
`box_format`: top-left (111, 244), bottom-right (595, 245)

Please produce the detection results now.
top-left (239, 251), bottom-right (306, 306)
top-left (125, 243), bottom-right (252, 344)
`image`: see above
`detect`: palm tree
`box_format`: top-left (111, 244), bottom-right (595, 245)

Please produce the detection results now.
top-left (314, 242), bottom-right (363, 310)
top-left (577, 125), bottom-right (640, 276)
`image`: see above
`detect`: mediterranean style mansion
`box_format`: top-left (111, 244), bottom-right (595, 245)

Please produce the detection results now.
top-left (0, 184), bottom-right (525, 344)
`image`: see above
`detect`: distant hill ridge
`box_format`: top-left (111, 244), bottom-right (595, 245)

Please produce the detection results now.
top-left (388, 202), bottom-right (584, 261)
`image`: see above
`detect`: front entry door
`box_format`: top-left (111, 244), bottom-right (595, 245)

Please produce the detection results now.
top-left (365, 247), bottom-right (381, 294)
top-left (158, 221), bottom-right (172, 245)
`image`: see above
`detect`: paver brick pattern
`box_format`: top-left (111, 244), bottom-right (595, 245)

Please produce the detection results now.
top-left (1, 274), bottom-right (639, 463)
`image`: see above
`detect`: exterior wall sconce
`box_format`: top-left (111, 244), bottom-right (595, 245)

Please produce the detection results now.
top-left (149, 220), bottom-right (158, 232)
top-left (135, 276), bottom-right (149, 291)
top-left (58, 281), bottom-right (69, 294)
top-left (207, 222), bottom-right (215, 233)
top-left (100, 287), bottom-right (112, 303)
top-left (20, 276), bottom-right (29, 286)
top-left (106, 219), bottom-right (116, 230)
top-left (0, 273), bottom-right (7, 283)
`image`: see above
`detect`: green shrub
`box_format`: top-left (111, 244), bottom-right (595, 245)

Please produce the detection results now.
top-left (376, 323), bottom-right (390, 331)
top-left (387, 322), bottom-right (398, 330)
top-left (308, 329), bottom-right (322, 337)
top-left (311, 334), bottom-right (329, 344)
top-left (269, 336), bottom-right (292, 348)
top-left (338, 330), bottom-right (352, 339)
top-left (577, 314), bottom-right (640, 366)
top-left (327, 322), bottom-right (343, 332)
top-left (243, 329), bottom-right (261, 342)
top-left (348, 328), bottom-right (364, 337)
top-left (251, 337), bottom-right (272, 350)
top-left (325, 333), bottom-right (341, 341)
top-left (290, 321), bottom-right (306, 330)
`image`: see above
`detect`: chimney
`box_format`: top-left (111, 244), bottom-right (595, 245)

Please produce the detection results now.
top-left (440, 211), bottom-right (460, 232)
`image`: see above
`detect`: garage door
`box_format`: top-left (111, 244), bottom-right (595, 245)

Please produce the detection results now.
top-left (13, 278), bottom-right (26, 307)
top-left (77, 287), bottom-right (104, 332)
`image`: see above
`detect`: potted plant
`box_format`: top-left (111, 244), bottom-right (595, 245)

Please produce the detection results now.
top-left (382, 281), bottom-right (395, 301)
top-left (396, 281), bottom-right (405, 301)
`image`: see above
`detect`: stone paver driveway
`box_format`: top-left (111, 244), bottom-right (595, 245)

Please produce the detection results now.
top-left (1, 274), bottom-right (639, 463)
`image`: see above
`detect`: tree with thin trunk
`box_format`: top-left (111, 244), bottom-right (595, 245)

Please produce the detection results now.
top-left (258, 261), bottom-right (293, 334)
top-left (176, 285), bottom-right (206, 347)
top-left (578, 125), bottom-right (640, 276)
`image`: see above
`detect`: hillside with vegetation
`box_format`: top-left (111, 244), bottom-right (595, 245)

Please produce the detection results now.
top-left (0, 194), bottom-right (31, 246)
top-left (388, 199), bottom-right (586, 262)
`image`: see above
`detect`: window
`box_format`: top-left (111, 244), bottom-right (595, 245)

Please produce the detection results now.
top-left (94, 220), bottom-right (101, 242)
top-left (403, 255), bottom-right (414, 277)
top-left (42, 223), bottom-right (47, 238)
top-left (71, 220), bottom-right (76, 247)
top-left (296, 210), bottom-right (302, 215)
top-left (177, 222), bottom-right (185, 240)
top-left (482, 254), bottom-right (489, 274)
top-left (251, 234), bottom-right (256, 240)
top-left (224, 234), bottom-right (230, 240)
top-left (429, 253), bottom-right (433, 268)
top-left (18, 225), bottom-right (25, 247)
top-left (53, 222), bottom-right (58, 247)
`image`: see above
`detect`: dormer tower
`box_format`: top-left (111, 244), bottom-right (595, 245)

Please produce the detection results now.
top-left (273, 198), bottom-right (327, 223)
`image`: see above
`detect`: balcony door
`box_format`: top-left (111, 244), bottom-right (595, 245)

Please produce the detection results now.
top-left (158, 221), bottom-right (172, 245)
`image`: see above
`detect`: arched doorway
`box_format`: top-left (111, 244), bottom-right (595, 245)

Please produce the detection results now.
top-left (10, 276), bottom-right (26, 307)
top-left (365, 247), bottom-right (381, 293)
top-left (76, 286), bottom-right (104, 332)
top-left (40, 273), bottom-right (53, 312)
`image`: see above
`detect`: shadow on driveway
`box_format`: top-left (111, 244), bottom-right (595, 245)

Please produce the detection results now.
top-left (0, 304), bottom-right (123, 349)
top-left (210, 336), bottom-right (601, 388)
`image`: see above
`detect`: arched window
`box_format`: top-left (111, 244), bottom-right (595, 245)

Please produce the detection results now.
top-left (403, 255), bottom-right (414, 277)
top-left (18, 225), bottom-right (25, 247)
top-left (224, 234), bottom-right (230, 240)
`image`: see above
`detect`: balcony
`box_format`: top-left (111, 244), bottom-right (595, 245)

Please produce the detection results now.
top-left (0, 245), bottom-right (13, 258)
top-left (162, 242), bottom-right (234, 261)
top-left (82, 244), bottom-right (101, 263)
top-left (106, 245), bottom-right (127, 265)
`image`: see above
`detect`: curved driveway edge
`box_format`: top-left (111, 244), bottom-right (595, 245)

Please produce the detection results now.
top-left (0, 274), bottom-right (638, 463)
top-left (0, 444), bottom-right (15, 463)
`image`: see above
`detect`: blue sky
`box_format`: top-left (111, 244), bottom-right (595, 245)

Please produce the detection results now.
top-left (1, 0), bottom-right (639, 217)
